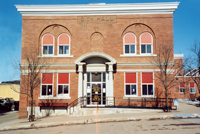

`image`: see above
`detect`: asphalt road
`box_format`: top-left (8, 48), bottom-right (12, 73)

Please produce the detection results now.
top-left (1, 118), bottom-right (200, 134)
top-left (0, 111), bottom-right (18, 124)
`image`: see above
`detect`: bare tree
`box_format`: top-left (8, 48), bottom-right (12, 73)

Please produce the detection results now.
top-left (184, 40), bottom-right (200, 94)
top-left (11, 46), bottom-right (50, 121)
top-left (152, 43), bottom-right (183, 111)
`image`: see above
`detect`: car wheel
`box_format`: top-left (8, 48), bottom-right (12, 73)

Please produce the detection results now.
top-left (11, 105), bottom-right (15, 111)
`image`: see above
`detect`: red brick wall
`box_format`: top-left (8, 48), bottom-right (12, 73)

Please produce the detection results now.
top-left (19, 14), bottom-right (175, 118)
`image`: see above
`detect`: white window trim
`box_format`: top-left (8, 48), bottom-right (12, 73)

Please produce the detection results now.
top-left (123, 32), bottom-right (137, 56)
top-left (38, 96), bottom-right (71, 100)
top-left (140, 32), bottom-right (153, 55)
top-left (189, 83), bottom-right (196, 94)
top-left (124, 72), bottom-right (138, 97)
top-left (120, 54), bottom-right (157, 57)
top-left (40, 73), bottom-right (54, 97)
top-left (57, 73), bottom-right (70, 97)
top-left (179, 83), bottom-right (185, 94)
top-left (42, 33), bottom-right (55, 56)
top-left (57, 33), bottom-right (71, 56)
top-left (141, 72), bottom-right (154, 97)
top-left (38, 55), bottom-right (73, 58)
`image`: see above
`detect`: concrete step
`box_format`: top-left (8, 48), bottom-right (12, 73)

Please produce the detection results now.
top-left (70, 107), bottom-right (160, 116)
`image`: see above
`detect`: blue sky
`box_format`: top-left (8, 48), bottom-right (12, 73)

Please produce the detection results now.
top-left (0, 0), bottom-right (200, 82)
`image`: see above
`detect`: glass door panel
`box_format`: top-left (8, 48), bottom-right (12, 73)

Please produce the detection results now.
top-left (87, 72), bottom-right (106, 105)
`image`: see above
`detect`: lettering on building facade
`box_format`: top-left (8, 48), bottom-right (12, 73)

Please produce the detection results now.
top-left (78, 16), bottom-right (117, 30)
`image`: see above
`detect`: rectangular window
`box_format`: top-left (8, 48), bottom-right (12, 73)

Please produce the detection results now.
top-left (190, 83), bottom-right (195, 93)
top-left (179, 83), bottom-right (185, 93)
top-left (57, 73), bottom-right (69, 95)
top-left (125, 44), bottom-right (135, 54)
top-left (59, 45), bottom-right (69, 54)
top-left (125, 73), bottom-right (137, 96)
top-left (142, 72), bottom-right (154, 96)
top-left (141, 44), bottom-right (152, 54)
top-left (41, 73), bottom-right (53, 96)
top-left (43, 46), bottom-right (53, 55)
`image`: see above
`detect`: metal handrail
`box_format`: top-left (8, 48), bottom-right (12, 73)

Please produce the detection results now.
top-left (67, 96), bottom-right (174, 114)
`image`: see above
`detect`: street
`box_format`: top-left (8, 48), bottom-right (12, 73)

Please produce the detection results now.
top-left (0, 111), bottom-right (18, 124)
top-left (1, 118), bottom-right (200, 134)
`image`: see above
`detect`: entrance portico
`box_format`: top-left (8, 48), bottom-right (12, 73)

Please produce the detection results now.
top-left (75, 52), bottom-right (116, 106)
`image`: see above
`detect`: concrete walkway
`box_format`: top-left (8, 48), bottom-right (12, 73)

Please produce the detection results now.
top-left (0, 101), bottom-right (199, 131)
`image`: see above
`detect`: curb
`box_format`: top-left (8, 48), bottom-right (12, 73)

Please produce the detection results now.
top-left (1, 113), bottom-right (200, 131)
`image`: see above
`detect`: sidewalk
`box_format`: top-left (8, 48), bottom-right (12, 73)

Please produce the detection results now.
top-left (0, 101), bottom-right (199, 131)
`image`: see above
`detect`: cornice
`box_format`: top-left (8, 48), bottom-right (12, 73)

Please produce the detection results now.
top-left (15, 2), bottom-right (180, 16)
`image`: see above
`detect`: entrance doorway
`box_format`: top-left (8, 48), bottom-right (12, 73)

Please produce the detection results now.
top-left (86, 72), bottom-right (106, 105)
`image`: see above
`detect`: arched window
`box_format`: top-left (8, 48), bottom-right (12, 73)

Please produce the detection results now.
top-left (140, 32), bottom-right (153, 54)
top-left (123, 33), bottom-right (136, 54)
top-left (58, 33), bottom-right (70, 55)
top-left (42, 34), bottom-right (54, 55)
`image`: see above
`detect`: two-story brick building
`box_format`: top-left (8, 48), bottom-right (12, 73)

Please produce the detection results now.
top-left (16, 2), bottom-right (182, 118)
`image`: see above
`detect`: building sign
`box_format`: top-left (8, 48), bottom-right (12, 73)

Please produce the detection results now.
top-left (77, 16), bottom-right (117, 30)
top-left (78, 16), bottom-right (117, 24)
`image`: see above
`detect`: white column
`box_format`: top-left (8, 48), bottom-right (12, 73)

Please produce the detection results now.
top-left (78, 63), bottom-right (85, 98)
top-left (106, 62), bottom-right (114, 105)
top-left (83, 73), bottom-right (87, 96)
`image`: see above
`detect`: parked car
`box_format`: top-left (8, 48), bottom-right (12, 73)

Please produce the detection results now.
top-left (0, 98), bottom-right (15, 111)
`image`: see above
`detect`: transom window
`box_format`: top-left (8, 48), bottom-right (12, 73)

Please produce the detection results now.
top-left (140, 32), bottom-right (153, 54)
top-left (125, 73), bottom-right (137, 96)
top-left (179, 83), bottom-right (185, 93)
top-left (42, 34), bottom-right (54, 55)
top-left (57, 73), bottom-right (69, 96)
top-left (41, 73), bottom-right (53, 96)
top-left (142, 72), bottom-right (154, 96)
top-left (58, 33), bottom-right (70, 55)
top-left (189, 83), bottom-right (195, 93)
top-left (123, 33), bottom-right (136, 54)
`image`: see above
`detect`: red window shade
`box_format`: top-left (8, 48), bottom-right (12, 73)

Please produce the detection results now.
top-left (43, 34), bottom-right (53, 45)
top-left (190, 83), bottom-right (195, 88)
top-left (124, 33), bottom-right (136, 44)
top-left (42, 73), bottom-right (53, 84)
top-left (59, 34), bottom-right (69, 44)
top-left (142, 72), bottom-right (153, 83)
top-left (58, 73), bottom-right (69, 84)
top-left (180, 83), bottom-right (185, 88)
top-left (125, 73), bottom-right (136, 83)
top-left (141, 33), bottom-right (152, 44)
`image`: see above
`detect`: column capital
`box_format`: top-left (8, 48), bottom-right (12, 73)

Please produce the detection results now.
top-left (106, 62), bottom-right (113, 72)
top-left (77, 62), bottom-right (85, 72)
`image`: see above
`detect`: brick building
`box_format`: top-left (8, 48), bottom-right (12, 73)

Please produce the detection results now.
top-left (16, 2), bottom-right (182, 118)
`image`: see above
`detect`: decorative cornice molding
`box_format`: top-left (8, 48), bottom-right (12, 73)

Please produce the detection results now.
top-left (15, 2), bottom-right (179, 16)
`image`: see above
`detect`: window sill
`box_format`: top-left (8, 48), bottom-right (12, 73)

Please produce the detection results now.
top-left (190, 92), bottom-right (196, 94)
top-left (140, 96), bottom-right (156, 98)
top-left (38, 55), bottom-right (73, 58)
top-left (123, 96), bottom-right (156, 99)
top-left (38, 96), bottom-right (71, 100)
top-left (120, 54), bottom-right (157, 57)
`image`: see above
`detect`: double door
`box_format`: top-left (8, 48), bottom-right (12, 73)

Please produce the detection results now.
top-left (86, 72), bottom-right (106, 105)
